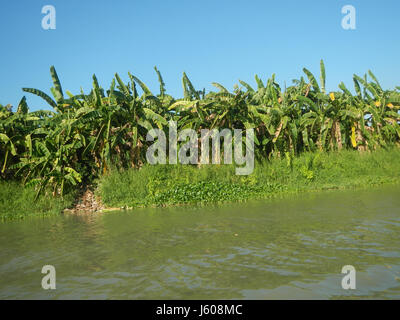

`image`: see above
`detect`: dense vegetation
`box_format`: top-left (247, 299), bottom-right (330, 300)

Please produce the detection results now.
top-left (2, 148), bottom-right (400, 221)
top-left (1, 60), bottom-right (400, 201)
top-left (0, 180), bottom-right (75, 221)
top-left (99, 148), bottom-right (400, 208)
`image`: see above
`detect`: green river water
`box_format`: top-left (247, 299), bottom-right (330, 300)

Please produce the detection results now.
top-left (0, 185), bottom-right (399, 299)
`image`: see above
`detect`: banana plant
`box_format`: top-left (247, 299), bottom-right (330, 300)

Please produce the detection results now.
top-left (1, 61), bottom-right (399, 199)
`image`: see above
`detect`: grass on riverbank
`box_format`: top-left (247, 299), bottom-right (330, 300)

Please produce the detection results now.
top-left (98, 148), bottom-right (400, 208)
top-left (1, 148), bottom-right (400, 221)
top-left (0, 181), bottom-right (75, 222)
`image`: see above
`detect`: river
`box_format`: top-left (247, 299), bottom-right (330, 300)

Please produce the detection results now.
top-left (0, 185), bottom-right (399, 299)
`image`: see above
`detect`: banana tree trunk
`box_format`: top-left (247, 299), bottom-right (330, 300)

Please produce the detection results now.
top-left (333, 121), bottom-right (342, 150)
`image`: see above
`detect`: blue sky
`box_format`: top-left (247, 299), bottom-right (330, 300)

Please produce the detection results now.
top-left (1, 0), bottom-right (399, 111)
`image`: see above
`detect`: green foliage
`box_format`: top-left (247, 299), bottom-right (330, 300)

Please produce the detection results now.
top-left (1, 60), bottom-right (400, 208)
top-left (99, 148), bottom-right (400, 208)
top-left (0, 180), bottom-right (75, 221)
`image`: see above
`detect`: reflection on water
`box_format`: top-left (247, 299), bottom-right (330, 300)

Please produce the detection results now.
top-left (0, 185), bottom-right (399, 299)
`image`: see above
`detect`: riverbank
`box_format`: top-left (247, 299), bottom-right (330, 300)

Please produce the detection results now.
top-left (1, 148), bottom-right (400, 222)
top-left (98, 148), bottom-right (400, 208)
top-left (0, 181), bottom-right (75, 222)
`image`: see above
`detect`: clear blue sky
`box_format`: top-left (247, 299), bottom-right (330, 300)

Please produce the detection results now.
top-left (1, 0), bottom-right (399, 111)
